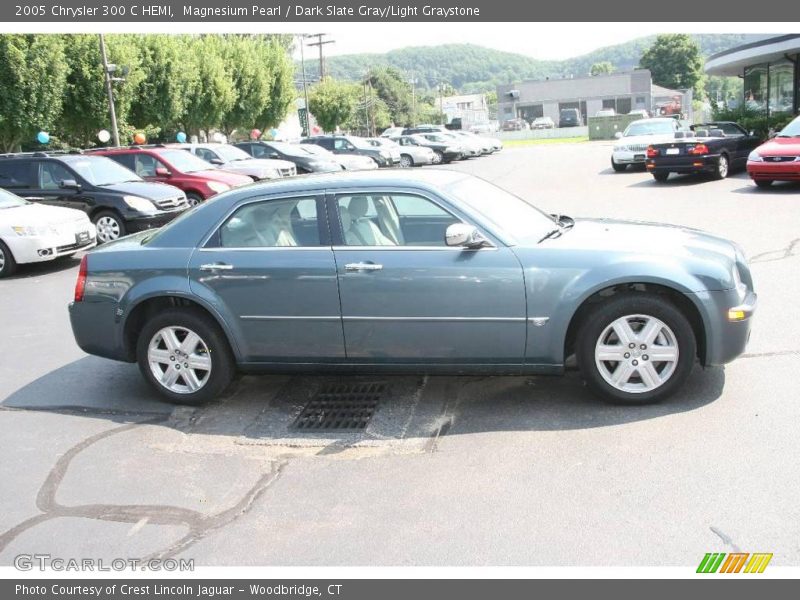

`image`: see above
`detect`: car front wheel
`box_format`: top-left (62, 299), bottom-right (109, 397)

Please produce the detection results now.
top-left (432, 150), bottom-right (443, 164)
top-left (94, 210), bottom-right (126, 243)
top-left (754, 179), bottom-right (773, 188)
top-left (400, 154), bottom-right (413, 168)
top-left (136, 308), bottom-right (235, 405)
top-left (576, 294), bottom-right (696, 404)
top-left (611, 157), bottom-right (627, 172)
top-left (0, 240), bottom-right (17, 278)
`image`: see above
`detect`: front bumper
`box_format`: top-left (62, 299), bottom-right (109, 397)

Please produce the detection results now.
top-left (125, 208), bottom-right (186, 233)
top-left (694, 288), bottom-right (757, 367)
top-left (613, 149), bottom-right (648, 165)
top-left (9, 230), bottom-right (96, 265)
top-left (646, 154), bottom-right (720, 174)
top-left (747, 161), bottom-right (800, 182)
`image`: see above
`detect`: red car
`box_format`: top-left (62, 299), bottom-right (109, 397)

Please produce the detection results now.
top-left (90, 147), bottom-right (252, 205)
top-left (747, 115), bottom-right (800, 188)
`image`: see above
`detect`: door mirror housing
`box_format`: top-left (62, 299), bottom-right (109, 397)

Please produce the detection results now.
top-left (59, 179), bottom-right (80, 190)
top-left (614, 131), bottom-right (623, 139)
top-left (445, 223), bottom-right (491, 249)
top-left (209, 158), bottom-right (224, 165)
top-left (269, 152), bottom-right (280, 159)
top-left (154, 166), bottom-right (171, 177)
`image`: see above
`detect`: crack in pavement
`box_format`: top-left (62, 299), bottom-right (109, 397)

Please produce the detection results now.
top-left (710, 526), bottom-right (741, 553)
top-left (0, 415), bottom-right (286, 562)
top-left (750, 238), bottom-right (800, 264)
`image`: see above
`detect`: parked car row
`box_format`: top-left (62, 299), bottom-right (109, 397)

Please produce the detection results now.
top-left (611, 114), bottom-right (800, 189)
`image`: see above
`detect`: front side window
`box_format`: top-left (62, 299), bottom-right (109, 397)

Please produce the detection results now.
top-left (195, 148), bottom-right (218, 163)
top-left (219, 197), bottom-right (320, 248)
top-left (39, 162), bottom-right (75, 189)
top-left (134, 154), bottom-right (162, 178)
top-left (337, 193), bottom-right (459, 247)
top-left (333, 139), bottom-right (354, 151)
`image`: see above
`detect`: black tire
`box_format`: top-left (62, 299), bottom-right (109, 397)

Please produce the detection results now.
top-left (755, 179), bottom-right (773, 188)
top-left (399, 154), bottom-right (413, 168)
top-left (0, 240), bottom-right (18, 278)
top-left (136, 308), bottom-right (236, 405)
top-left (611, 157), bottom-right (627, 172)
top-left (93, 210), bottom-right (126, 244)
top-left (652, 172), bottom-right (670, 183)
top-left (186, 193), bottom-right (203, 207)
top-left (432, 150), bottom-right (444, 164)
top-left (575, 293), bottom-right (696, 405)
top-left (711, 153), bottom-right (729, 180)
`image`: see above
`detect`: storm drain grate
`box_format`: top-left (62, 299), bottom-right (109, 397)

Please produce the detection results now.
top-left (290, 382), bottom-right (385, 431)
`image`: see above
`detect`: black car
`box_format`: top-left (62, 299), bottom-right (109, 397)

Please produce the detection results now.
top-left (395, 135), bottom-right (461, 164)
top-left (559, 108), bottom-right (583, 128)
top-left (0, 152), bottom-right (188, 243)
top-left (645, 122), bottom-right (762, 182)
top-left (235, 141), bottom-right (341, 174)
top-left (300, 135), bottom-right (396, 167)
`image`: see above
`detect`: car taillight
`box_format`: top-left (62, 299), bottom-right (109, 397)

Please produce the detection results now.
top-left (646, 146), bottom-right (659, 158)
top-left (689, 144), bottom-right (709, 155)
top-left (74, 255), bottom-right (87, 302)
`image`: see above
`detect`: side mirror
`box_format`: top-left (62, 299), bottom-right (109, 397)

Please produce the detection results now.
top-left (269, 152), bottom-right (280, 159)
top-left (209, 158), bottom-right (224, 165)
top-left (445, 223), bottom-right (490, 249)
top-left (614, 132), bottom-right (623, 139)
top-left (59, 179), bottom-right (80, 190)
top-left (749, 130), bottom-right (755, 137)
top-left (154, 167), bottom-right (171, 177)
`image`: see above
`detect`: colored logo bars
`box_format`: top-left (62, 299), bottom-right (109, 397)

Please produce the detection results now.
top-left (697, 552), bottom-right (773, 573)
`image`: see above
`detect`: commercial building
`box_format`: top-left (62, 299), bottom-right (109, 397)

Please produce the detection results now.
top-left (497, 69), bottom-right (686, 125)
top-left (705, 34), bottom-right (800, 117)
top-left (439, 93), bottom-right (490, 127)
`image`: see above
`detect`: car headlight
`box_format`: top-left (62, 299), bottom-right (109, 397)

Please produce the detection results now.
top-left (747, 151), bottom-right (763, 162)
top-left (614, 145), bottom-right (626, 152)
top-left (207, 181), bottom-right (231, 194)
top-left (12, 225), bottom-right (50, 237)
top-left (123, 195), bottom-right (157, 214)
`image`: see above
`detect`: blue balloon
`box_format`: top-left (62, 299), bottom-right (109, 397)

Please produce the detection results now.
top-left (176, 131), bottom-right (187, 143)
top-left (36, 131), bottom-right (50, 144)
top-left (269, 128), bottom-right (279, 138)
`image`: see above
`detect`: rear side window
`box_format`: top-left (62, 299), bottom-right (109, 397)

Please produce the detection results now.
top-left (219, 197), bottom-right (321, 248)
top-left (0, 161), bottom-right (36, 189)
top-left (108, 154), bottom-right (136, 171)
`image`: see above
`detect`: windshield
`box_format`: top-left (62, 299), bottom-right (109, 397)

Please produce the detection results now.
top-left (212, 145), bottom-right (252, 162)
top-left (67, 156), bottom-right (141, 186)
top-left (623, 120), bottom-right (675, 137)
top-left (345, 136), bottom-right (372, 149)
top-left (157, 150), bottom-right (214, 173)
top-left (445, 176), bottom-right (556, 245)
top-left (0, 188), bottom-right (26, 209)
top-left (778, 115), bottom-right (800, 137)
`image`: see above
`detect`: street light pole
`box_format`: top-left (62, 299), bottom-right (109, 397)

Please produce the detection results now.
top-left (298, 35), bottom-right (310, 137)
top-left (98, 34), bottom-right (120, 147)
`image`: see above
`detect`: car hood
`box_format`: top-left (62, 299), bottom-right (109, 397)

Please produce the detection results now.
top-left (191, 169), bottom-right (252, 186)
top-left (1, 202), bottom-right (89, 226)
top-left (534, 218), bottom-right (737, 263)
top-left (753, 136), bottom-right (800, 156)
top-left (219, 159), bottom-right (294, 176)
top-left (101, 180), bottom-right (183, 200)
top-left (614, 134), bottom-right (676, 148)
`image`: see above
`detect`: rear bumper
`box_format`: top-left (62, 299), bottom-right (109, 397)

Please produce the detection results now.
top-left (747, 161), bottom-right (800, 181)
top-left (69, 300), bottom-right (130, 362)
top-left (613, 149), bottom-right (648, 164)
top-left (646, 154), bottom-right (720, 174)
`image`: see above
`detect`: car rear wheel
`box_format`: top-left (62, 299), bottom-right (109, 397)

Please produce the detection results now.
top-left (400, 154), bottom-right (413, 168)
top-left (137, 308), bottom-right (235, 405)
top-left (0, 240), bottom-right (18, 278)
top-left (711, 154), bottom-right (729, 180)
top-left (754, 179), bottom-right (773, 188)
top-left (611, 157), bottom-right (627, 172)
top-left (93, 211), bottom-right (126, 243)
top-left (186, 193), bottom-right (203, 207)
top-left (576, 294), bottom-right (696, 405)
top-left (652, 172), bottom-right (669, 183)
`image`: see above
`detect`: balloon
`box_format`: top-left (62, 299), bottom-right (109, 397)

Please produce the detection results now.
top-left (133, 133), bottom-right (146, 145)
top-left (269, 128), bottom-right (279, 139)
top-left (250, 129), bottom-right (261, 140)
top-left (311, 126), bottom-right (321, 135)
top-left (97, 129), bottom-right (111, 143)
top-left (176, 131), bottom-right (187, 143)
top-left (36, 131), bottom-right (50, 144)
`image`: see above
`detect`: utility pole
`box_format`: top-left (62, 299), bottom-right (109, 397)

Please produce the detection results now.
top-left (363, 80), bottom-right (370, 136)
top-left (298, 35), bottom-right (310, 136)
top-left (305, 34), bottom-right (334, 79)
top-left (98, 34), bottom-right (120, 147)
top-left (409, 74), bottom-right (417, 127)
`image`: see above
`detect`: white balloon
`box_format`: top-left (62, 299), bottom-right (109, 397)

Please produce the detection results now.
top-left (97, 129), bottom-right (111, 143)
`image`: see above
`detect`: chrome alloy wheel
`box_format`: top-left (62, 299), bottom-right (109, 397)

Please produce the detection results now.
top-left (147, 326), bottom-right (212, 394)
top-left (0, 246), bottom-right (5, 271)
top-left (717, 155), bottom-right (729, 178)
top-left (594, 314), bottom-right (679, 394)
top-left (96, 216), bottom-right (121, 242)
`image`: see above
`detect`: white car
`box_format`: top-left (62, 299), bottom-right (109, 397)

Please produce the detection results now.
top-left (365, 138), bottom-right (402, 164)
top-left (177, 143), bottom-right (297, 180)
top-left (301, 144), bottom-right (378, 171)
top-left (386, 136), bottom-right (436, 167)
top-left (611, 118), bottom-right (682, 172)
top-left (451, 130), bottom-right (503, 153)
top-left (0, 188), bottom-right (96, 277)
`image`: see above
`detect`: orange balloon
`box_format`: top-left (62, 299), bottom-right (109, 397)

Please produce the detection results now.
top-left (133, 133), bottom-right (146, 145)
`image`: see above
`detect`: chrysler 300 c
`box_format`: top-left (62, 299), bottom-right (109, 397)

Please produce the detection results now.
top-left (69, 170), bottom-right (756, 405)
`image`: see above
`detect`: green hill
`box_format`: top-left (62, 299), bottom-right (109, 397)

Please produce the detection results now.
top-left (300, 34), bottom-right (767, 93)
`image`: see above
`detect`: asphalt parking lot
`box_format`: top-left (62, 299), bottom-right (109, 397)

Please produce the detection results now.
top-left (1, 140), bottom-right (798, 567)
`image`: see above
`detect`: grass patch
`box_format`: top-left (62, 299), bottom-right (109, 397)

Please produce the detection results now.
top-left (502, 136), bottom-right (589, 147)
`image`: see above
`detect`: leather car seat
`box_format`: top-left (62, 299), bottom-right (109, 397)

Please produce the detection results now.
top-left (347, 196), bottom-right (395, 246)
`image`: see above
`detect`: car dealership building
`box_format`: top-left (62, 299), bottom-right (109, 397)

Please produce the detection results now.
top-left (705, 34), bottom-right (800, 117)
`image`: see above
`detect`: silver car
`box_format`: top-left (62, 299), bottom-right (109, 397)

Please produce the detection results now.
top-left (368, 137), bottom-right (434, 168)
top-left (178, 143), bottom-right (297, 180)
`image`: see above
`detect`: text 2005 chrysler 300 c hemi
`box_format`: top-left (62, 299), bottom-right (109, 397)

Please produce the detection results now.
top-left (69, 170), bottom-right (756, 406)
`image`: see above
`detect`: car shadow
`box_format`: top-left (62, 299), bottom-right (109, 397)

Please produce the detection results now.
top-left (2, 255), bottom-right (81, 280)
top-left (598, 165), bottom-right (647, 175)
top-left (731, 181), bottom-right (800, 194)
top-left (2, 356), bottom-right (725, 439)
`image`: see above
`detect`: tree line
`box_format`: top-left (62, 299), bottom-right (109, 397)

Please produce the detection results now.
top-left (0, 34), bottom-right (296, 153)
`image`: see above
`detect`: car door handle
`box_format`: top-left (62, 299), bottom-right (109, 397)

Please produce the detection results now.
top-left (199, 263), bottom-right (234, 271)
top-left (345, 262), bottom-right (383, 272)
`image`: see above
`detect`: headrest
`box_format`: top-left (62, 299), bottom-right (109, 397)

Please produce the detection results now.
top-left (694, 129), bottom-right (709, 138)
top-left (709, 129), bottom-right (725, 137)
top-left (339, 206), bottom-right (353, 233)
top-left (348, 196), bottom-right (369, 219)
